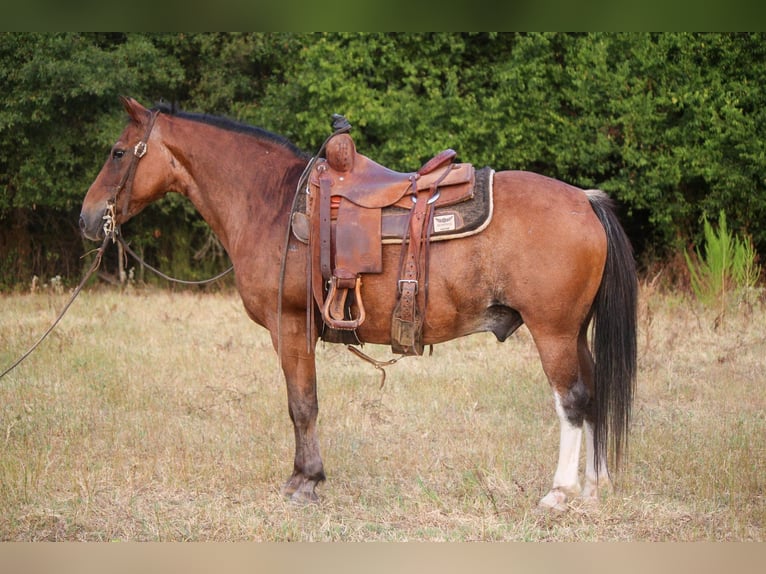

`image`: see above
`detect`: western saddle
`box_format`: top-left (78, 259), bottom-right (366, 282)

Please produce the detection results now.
top-left (305, 118), bottom-right (476, 355)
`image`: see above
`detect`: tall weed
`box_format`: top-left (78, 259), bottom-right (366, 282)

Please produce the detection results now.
top-left (684, 211), bottom-right (761, 321)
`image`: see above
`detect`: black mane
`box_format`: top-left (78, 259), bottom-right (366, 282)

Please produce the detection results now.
top-left (152, 103), bottom-right (309, 159)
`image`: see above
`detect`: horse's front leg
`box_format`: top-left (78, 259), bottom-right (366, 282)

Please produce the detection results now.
top-left (278, 336), bottom-right (325, 503)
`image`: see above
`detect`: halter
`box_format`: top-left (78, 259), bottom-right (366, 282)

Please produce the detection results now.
top-left (104, 109), bottom-right (160, 239)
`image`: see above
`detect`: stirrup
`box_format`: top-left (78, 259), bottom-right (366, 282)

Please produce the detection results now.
top-left (322, 275), bottom-right (366, 330)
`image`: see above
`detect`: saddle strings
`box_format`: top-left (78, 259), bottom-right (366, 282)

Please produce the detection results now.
top-left (345, 345), bottom-right (402, 389)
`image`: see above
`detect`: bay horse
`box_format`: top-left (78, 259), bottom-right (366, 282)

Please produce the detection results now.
top-left (79, 97), bottom-right (637, 511)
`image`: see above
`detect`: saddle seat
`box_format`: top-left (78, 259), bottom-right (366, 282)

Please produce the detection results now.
top-left (307, 130), bottom-right (476, 355)
top-left (317, 134), bottom-right (473, 209)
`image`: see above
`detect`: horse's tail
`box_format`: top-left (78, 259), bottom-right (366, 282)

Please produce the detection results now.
top-left (586, 190), bottom-right (638, 472)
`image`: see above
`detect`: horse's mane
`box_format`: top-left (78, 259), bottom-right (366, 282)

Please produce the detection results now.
top-left (152, 102), bottom-right (309, 159)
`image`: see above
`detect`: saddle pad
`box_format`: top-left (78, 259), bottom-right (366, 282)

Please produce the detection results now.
top-left (292, 166), bottom-right (494, 244)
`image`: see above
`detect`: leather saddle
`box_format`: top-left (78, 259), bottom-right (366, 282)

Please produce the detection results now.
top-left (305, 128), bottom-right (476, 355)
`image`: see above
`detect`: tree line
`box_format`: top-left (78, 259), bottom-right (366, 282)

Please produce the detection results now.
top-left (1, 32), bottom-right (764, 288)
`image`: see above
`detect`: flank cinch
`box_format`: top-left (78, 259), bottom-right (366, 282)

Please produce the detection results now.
top-left (302, 124), bottom-right (479, 355)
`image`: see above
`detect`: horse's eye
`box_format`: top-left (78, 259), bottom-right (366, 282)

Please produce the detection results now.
top-left (112, 149), bottom-right (125, 160)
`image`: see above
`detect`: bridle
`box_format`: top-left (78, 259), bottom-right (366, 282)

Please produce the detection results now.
top-left (104, 109), bottom-right (160, 239)
top-left (101, 108), bottom-right (235, 286)
top-left (103, 109), bottom-right (235, 286)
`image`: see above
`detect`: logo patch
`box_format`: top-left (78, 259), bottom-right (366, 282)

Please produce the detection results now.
top-left (433, 214), bottom-right (457, 233)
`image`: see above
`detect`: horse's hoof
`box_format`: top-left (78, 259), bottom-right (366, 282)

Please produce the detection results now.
top-left (581, 476), bottom-right (612, 500)
top-left (537, 488), bottom-right (570, 512)
top-left (288, 490), bottom-right (319, 505)
top-left (282, 475), bottom-right (320, 504)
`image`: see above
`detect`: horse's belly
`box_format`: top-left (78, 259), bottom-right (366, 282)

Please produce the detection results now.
top-left (351, 240), bottom-right (498, 345)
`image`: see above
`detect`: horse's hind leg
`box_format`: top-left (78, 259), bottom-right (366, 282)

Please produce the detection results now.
top-left (578, 326), bottom-right (612, 502)
top-left (532, 331), bottom-right (591, 511)
top-left (582, 418), bottom-right (611, 501)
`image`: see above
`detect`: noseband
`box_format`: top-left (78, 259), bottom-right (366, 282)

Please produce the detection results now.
top-left (104, 109), bottom-right (160, 238)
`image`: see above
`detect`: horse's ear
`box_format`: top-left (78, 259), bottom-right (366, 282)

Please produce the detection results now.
top-left (120, 96), bottom-right (149, 123)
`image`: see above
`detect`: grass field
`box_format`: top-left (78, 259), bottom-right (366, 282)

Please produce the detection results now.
top-left (0, 284), bottom-right (763, 541)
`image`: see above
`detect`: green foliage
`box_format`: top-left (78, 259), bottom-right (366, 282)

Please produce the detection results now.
top-left (253, 32), bottom-right (766, 261)
top-left (685, 211), bottom-right (761, 317)
top-left (1, 33), bottom-right (766, 288)
top-left (0, 33), bottom-right (182, 211)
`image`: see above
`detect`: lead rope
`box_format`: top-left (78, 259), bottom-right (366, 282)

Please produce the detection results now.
top-left (0, 231), bottom-right (235, 380)
top-left (0, 234), bottom-right (112, 379)
top-left (0, 112), bottom-right (154, 379)
top-left (1, 107), bottom-right (229, 378)
top-left (118, 235), bottom-right (233, 286)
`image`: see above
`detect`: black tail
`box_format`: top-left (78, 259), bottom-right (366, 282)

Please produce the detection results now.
top-left (586, 190), bottom-right (638, 471)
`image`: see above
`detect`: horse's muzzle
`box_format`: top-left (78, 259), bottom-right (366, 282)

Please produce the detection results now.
top-left (79, 209), bottom-right (106, 241)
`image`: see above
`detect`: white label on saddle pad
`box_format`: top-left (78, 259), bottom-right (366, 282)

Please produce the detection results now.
top-left (433, 214), bottom-right (457, 233)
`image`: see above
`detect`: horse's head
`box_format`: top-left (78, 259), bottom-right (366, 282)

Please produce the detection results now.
top-left (79, 97), bottom-right (169, 241)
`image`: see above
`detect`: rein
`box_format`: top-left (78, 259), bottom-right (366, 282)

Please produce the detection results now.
top-left (0, 232), bottom-right (232, 380)
top-left (276, 115), bottom-right (351, 360)
top-left (117, 236), bottom-right (233, 286)
top-left (107, 107), bottom-right (234, 285)
top-left (275, 114), bottom-right (418, 384)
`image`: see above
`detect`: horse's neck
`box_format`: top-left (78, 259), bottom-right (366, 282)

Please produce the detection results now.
top-left (169, 126), bottom-right (304, 260)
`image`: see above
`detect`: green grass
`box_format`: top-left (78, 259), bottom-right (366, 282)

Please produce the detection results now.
top-left (0, 286), bottom-right (764, 540)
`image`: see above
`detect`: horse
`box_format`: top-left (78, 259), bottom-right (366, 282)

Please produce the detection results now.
top-left (79, 97), bottom-right (637, 511)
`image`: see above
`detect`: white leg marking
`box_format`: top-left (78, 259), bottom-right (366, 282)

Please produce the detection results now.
top-left (539, 393), bottom-right (582, 511)
top-left (551, 393), bottom-right (582, 491)
top-left (582, 420), bottom-right (611, 500)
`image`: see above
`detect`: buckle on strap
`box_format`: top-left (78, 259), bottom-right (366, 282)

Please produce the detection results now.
top-left (410, 189), bottom-right (441, 205)
top-left (398, 279), bottom-right (418, 294)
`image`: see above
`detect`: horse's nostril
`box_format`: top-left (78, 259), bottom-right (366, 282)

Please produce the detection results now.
top-left (80, 215), bottom-right (88, 237)
top-left (79, 214), bottom-right (99, 239)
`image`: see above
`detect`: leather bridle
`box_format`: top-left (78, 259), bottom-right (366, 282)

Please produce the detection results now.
top-left (107, 109), bottom-right (160, 228)
top-left (103, 108), bottom-right (235, 285)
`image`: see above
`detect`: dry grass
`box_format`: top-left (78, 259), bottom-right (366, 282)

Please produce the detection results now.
top-left (0, 284), bottom-right (763, 541)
